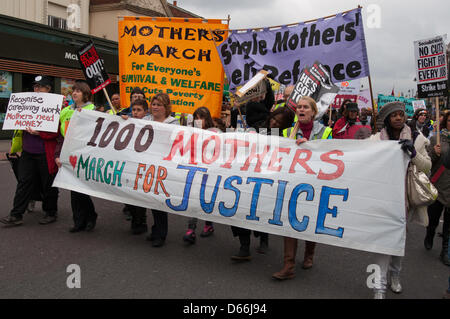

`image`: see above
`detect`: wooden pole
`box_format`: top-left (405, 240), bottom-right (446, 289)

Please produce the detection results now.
top-left (103, 87), bottom-right (117, 114)
top-left (212, 7), bottom-right (359, 33)
top-left (367, 75), bottom-right (377, 133)
top-left (436, 96), bottom-right (440, 145)
top-left (289, 121), bottom-right (300, 139)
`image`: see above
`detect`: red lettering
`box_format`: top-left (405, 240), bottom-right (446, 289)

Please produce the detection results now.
top-left (268, 147), bottom-right (291, 172)
top-left (134, 163), bottom-right (146, 190)
top-left (163, 131), bottom-right (198, 165)
top-left (143, 165), bottom-right (155, 193)
top-left (317, 150), bottom-right (345, 180)
top-left (221, 138), bottom-right (249, 169)
top-left (289, 149), bottom-right (316, 175)
top-left (202, 135), bottom-right (220, 164)
top-left (154, 166), bottom-right (169, 197)
top-left (240, 144), bottom-right (270, 172)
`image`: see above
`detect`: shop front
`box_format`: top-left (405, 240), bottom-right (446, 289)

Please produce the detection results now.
top-left (0, 14), bottom-right (119, 139)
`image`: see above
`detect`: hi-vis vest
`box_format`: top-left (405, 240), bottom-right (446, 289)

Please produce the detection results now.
top-left (60, 103), bottom-right (95, 137)
top-left (10, 130), bottom-right (23, 153)
top-left (282, 123), bottom-right (332, 140)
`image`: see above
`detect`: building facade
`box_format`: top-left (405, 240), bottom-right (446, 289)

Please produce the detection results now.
top-left (0, 0), bottom-right (201, 138)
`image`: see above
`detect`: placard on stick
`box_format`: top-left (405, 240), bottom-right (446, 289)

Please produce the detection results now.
top-left (414, 35), bottom-right (448, 98)
top-left (285, 61), bottom-right (339, 118)
top-left (2, 92), bottom-right (63, 132)
top-left (77, 40), bottom-right (111, 94)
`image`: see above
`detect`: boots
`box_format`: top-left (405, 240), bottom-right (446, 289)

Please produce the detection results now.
top-left (231, 234), bottom-right (251, 261)
top-left (440, 233), bottom-right (449, 266)
top-left (272, 237), bottom-right (298, 280)
top-left (256, 233), bottom-right (269, 254)
top-left (424, 227), bottom-right (435, 250)
top-left (302, 241), bottom-right (316, 269)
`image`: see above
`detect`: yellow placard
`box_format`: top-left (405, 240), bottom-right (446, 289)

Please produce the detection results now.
top-left (118, 17), bottom-right (228, 118)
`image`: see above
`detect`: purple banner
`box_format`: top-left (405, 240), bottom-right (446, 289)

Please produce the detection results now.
top-left (218, 8), bottom-right (370, 92)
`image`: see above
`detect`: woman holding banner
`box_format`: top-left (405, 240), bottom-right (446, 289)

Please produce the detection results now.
top-left (55, 81), bottom-right (97, 233)
top-left (272, 96), bottom-right (332, 280)
top-left (0, 76), bottom-right (59, 227)
top-left (368, 101), bottom-right (431, 299)
top-left (230, 105), bottom-right (295, 260)
top-left (143, 93), bottom-right (179, 247)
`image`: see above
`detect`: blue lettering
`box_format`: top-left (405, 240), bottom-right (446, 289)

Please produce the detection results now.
top-left (288, 183), bottom-right (314, 232)
top-left (218, 176), bottom-right (242, 217)
top-left (199, 174), bottom-right (222, 214)
top-left (268, 180), bottom-right (288, 226)
top-left (166, 165), bottom-right (207, 211)
top-left (246, 177), bottom-right (274, 221)
top-left (315, 186), bottom-right (347, 238)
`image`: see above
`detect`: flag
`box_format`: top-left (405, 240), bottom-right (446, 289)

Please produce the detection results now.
top-left (391, 86), bottom-right (395, 96)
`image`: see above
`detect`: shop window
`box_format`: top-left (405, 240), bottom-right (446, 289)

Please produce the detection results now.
top-left (0, 71), bottom-right (13, 124)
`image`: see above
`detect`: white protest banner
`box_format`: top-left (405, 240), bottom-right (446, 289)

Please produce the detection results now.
top-left (236, 70), bottom-right (268, 98)
top-left (412, 99), bottom-right (426, 111)
top-left (54, 110), bottom-right (409, 256)
top-left (357, 89), bottom-right (372, 110)
top-left (337, 79), bottom-right (361, 95)
top-left (232, 81), bottom-right (267, 106)
top-left (2, 92), bottom-right (63, 132)
top-left (414, 34), bottom-right (448, 98)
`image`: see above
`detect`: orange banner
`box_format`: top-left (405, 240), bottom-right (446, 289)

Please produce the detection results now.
top-left (118, 17), bottom-right (228, 118)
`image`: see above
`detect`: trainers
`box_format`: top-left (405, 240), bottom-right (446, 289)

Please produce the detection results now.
top-left (389, 274), bottom-right (402, 294)
top-left (0, 215), bottom-right (23, 227)
top-left (200, 224), bottom-right (214, 237)
top-left (183, 229), bottom-right (196, 244)
top-left (39, 214), bottom-right (57, 225)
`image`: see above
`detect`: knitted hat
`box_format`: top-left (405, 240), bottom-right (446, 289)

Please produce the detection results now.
top-left (346, 102), bottom-right (359, 111)
top-left (378, 102), bottom-right (405, 122)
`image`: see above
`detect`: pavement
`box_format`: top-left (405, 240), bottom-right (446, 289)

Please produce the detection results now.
top-left (0, 139), bottom-right (10, 161)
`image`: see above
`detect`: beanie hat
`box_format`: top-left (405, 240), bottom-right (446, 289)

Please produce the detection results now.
top-left (378, 102), bottom-right (405, 122)
top-left (346, 102), bottom-right (359, 112)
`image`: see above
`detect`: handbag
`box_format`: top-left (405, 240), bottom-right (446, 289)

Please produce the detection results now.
top-left (407, 163), bottom-right (438, 208)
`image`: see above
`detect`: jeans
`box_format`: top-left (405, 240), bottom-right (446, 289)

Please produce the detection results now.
top-left (372, 253), bottom-right (403, 293)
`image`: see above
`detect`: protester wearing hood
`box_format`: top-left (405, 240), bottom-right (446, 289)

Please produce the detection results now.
top-left (408, 108), bottom-right (431, 138)
top-left (230, 78), bottom-right (274, 129)
top-left (332, 102), bottom-right (371, 140)
top-left (368, 101), bottom-right (431, 299)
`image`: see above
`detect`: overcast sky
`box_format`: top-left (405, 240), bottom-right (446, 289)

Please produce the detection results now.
top-left (178, 0), bottom-right (449, 98)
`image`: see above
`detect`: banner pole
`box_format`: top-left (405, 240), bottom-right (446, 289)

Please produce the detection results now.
top-left (289, 121), bottom-right (300, 139)
top-left (435, 96), bottom-right (440, 145)
top-left (368, 75), bottom-right (377, 133)
top-left (213, 7), bottom-right (359, 32)
top-left (103, 87), bottom-right (117, 114)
